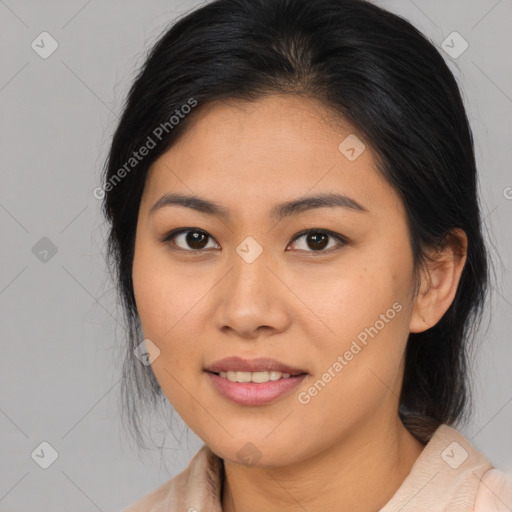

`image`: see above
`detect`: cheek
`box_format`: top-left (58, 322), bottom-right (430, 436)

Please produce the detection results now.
top-left (132, 240), bottom-right (194, 338)
top-left (132, 241), bottom-right (212, 383)
top-left (132, 250), bottom-right (204, 413)
top-left (302, 254), bottom-right (408, 342)
top-left (297, 286), bottom-right (408, 436)
top-left (299, 252), bottom-right (412, 395)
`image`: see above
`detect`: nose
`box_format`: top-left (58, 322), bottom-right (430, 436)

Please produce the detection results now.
top-left (211, 246), bottom-right (291, 339)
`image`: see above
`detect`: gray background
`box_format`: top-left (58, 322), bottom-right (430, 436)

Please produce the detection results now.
top-left (0, 0), bottom-right (511, 510)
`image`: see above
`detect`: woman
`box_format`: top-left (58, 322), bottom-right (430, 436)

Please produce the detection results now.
top-left (100, 0), bottom-right (512, 509)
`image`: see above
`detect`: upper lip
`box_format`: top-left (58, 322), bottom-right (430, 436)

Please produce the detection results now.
top-left (205, 356), bottom-right (308, 376)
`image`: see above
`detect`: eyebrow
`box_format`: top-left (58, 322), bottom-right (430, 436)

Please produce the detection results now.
top-left (149, 192), bottom-right (369, 220)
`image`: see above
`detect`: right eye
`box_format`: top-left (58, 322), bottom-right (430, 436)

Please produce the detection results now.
top-left (160, 228), bottom-right (220, 252)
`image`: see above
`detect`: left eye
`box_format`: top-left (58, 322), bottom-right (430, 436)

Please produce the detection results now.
top-left (288, 229), bottom-right (346, 252)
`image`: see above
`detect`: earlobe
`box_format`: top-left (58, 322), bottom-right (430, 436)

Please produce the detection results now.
top-left (409, 228), bottom-right (468, 333)
top-left (409, 269), bottom-right (434, 333)
top-left (409, 308), bottom-right (430, 333)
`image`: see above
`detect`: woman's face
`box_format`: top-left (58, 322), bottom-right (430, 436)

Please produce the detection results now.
top-left (132, 94), bottom-right (421, 466)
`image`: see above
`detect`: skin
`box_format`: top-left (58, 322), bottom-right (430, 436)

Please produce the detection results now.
top-left (132, 94), bottom-right (468, 512)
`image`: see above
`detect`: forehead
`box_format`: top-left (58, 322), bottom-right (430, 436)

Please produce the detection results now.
top-left (142, 94), bottom-right (403, 218)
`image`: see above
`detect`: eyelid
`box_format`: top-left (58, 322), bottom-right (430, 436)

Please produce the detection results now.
top-left (159, 227), bottom-right (347, 252)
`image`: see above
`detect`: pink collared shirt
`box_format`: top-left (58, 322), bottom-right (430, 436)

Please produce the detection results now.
top-left (123, 424), bottom-right (512, 511)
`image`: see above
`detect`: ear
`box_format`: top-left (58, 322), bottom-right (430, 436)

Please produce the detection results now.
top-left (409, 228), bottom-right (468, 333)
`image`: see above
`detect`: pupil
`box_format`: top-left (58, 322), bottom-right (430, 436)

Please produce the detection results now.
top-left (308, 233), bottom-right (328, 250)
top-left (187, 231), bottom-right (207, 249)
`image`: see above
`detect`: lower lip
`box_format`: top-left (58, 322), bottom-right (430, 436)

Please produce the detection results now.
top-left (206, 372), bottom-right (307, 405)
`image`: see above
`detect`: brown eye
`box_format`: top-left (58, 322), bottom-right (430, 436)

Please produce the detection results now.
top-left (183, 231), bottom-right (209, 250)
top-left (305, 233), bottom-right (329, 250)
top-left (289, 229), bottom-right (346, 253)
top-left (162, 228), bottom-right (220, 251)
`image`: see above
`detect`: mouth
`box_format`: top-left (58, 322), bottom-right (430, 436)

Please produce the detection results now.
top-left (205, 371), bottom-right (308, 405)
top-left (204, 356), bottom-right (308, 405)
top-left (205, 369), bottom-right (307, 383)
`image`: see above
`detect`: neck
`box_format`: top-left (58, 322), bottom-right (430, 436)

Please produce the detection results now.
top-left (221, 413), bottom-right (425, 512)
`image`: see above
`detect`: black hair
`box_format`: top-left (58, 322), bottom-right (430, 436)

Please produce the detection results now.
top-left (101, 0), bottom-right (493, 449)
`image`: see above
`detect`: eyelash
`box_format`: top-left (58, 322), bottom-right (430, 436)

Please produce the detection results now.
top-left (159, 227), bottom-right (347, 255)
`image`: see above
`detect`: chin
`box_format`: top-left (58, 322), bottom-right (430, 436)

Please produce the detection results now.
top-left (206, 434), bottom-right (309, 469)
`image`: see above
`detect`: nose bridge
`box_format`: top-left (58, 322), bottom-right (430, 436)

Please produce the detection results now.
top-left (229, 235), bottom-right (271, 297)
top-left (212, 234), bottom-right (290, 335)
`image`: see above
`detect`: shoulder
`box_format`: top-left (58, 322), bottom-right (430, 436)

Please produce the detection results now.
top-left (380, 423), bottom-right (494, 511)
top-left (473, 468), bottom-right (512, 511)
top-left (123, 476), bottom-right (175, 512)
top-left (122, 444), bottom-right (224, 512)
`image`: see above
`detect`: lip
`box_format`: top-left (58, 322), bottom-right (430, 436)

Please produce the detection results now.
top-left (206, 372), bottom-right (308, 405)
top-left (204, 356), bottom-right (308, 376)
top-left (204, 356), bottom-right (308, 406)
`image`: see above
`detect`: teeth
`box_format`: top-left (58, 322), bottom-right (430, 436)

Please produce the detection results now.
top-left (219, 370), bottom-right (292, 382)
